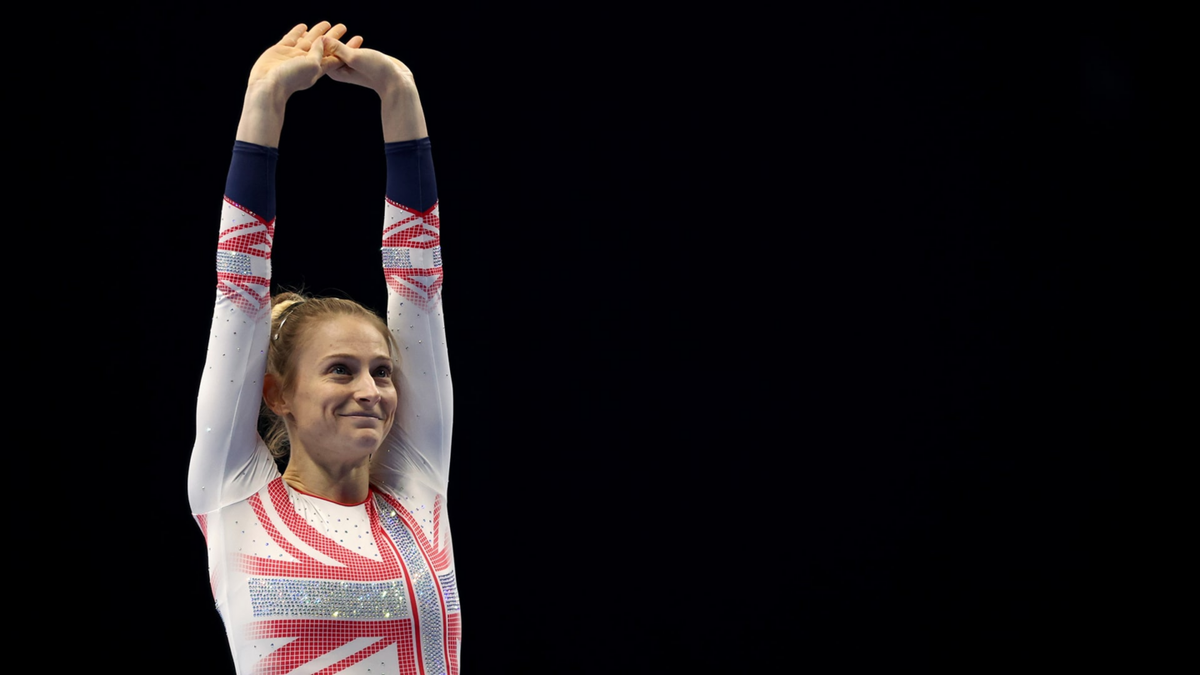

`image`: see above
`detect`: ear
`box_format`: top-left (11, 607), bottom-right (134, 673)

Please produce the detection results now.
top-left (262, 372), bottom-right (289, 415)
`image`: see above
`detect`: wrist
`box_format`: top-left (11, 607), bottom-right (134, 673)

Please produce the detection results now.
top-left (373, 61), bottom-right (418, 100)
top-left (244, 79), bottom-right (292, 112)
top-left (235, 83), bottom-right (289, 147)
top-left (380, 86), bottom-right (429, 143)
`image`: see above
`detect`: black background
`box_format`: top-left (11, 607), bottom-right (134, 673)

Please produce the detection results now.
top-left (35, 2), bottom-right (1177, 672)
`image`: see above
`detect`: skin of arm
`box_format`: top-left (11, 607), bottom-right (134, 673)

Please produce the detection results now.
top-left (324, 40), bottom-right (429, 142)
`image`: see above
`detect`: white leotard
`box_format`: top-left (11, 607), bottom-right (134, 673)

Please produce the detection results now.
top-left (188, 139), bottom-right (459, 675)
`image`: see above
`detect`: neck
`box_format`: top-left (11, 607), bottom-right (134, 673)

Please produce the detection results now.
top-left (281, 451), bottom-right (372, 504)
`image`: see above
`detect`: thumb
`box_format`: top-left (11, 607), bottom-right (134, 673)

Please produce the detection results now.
top-left (309, 36), bottom-right (325, 60)
top-left (321, 37), bottom-right (355, 76)
top-left (324, 37), bottom-right (353, 63)
top-left (309, 36), bottom-right (335, 75)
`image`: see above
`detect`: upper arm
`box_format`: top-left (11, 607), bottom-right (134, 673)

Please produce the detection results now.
top-left (187, 286), bottom-right (280, 514)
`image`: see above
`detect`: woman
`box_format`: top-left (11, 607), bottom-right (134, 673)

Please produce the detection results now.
top-left (187, 21), bottom-right (461, 674)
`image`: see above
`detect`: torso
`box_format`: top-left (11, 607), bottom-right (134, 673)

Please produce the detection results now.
top-left (200, 477), bottom-right (461, 674)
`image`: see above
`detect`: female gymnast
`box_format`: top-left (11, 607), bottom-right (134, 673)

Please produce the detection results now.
top-left (187, 21), bottom-right (461, 674)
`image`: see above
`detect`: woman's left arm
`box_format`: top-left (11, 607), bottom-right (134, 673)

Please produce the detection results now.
top-left (374, 136), bottom-right (452, 494)
top-left (326, 45), bottom-right (454, 493)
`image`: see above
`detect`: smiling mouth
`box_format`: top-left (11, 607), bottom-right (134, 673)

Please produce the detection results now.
top-left (340, 413), bottom-right (381, 419)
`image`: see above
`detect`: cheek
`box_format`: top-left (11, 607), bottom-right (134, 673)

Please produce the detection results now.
top-left (296, 388), bottom-right (335, 417)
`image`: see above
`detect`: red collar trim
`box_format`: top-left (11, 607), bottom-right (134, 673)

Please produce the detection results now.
top-left (282, 479), bottom-right (373, 506)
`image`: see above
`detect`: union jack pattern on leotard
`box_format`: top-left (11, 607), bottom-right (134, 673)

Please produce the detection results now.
top-left (189, 139), bottom-right (459, 675)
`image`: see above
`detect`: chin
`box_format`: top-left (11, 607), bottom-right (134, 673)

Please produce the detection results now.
top-left (349, 433), bottom-right (385, 452)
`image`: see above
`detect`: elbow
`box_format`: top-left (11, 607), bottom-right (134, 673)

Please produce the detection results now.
top-left (186, 446), bottom-right (219, 515)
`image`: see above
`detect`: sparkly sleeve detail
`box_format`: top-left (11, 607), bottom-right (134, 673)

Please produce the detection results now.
top-left (372, 139), bottom-right (454, 494)
top-left (188, 142), bottom-right (282, 515)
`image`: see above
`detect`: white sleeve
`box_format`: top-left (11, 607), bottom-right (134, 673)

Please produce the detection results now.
top-left (371, 196), bottom-right (454, 497)
top-left (187, 195), bottom-right (281, 516)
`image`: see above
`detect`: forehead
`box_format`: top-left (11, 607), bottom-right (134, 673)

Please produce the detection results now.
top-left (299, 316), bottom-right (391, 359)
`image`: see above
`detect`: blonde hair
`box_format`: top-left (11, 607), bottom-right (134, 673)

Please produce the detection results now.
top-left (261, 290), bottom-right (400, 467)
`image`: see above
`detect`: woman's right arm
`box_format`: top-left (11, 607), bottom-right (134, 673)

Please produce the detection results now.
top-left (187, 22), bottom-right (353, 516)
top-left (186, 139), bottom-right (280, 517)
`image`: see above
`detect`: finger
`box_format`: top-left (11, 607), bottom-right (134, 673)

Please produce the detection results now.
top-left (346, 35), bottom-right (364, 49)
top-left (306, 20), bottom-right (333, 40)
top-left (280, 23), bottom-right (307, 46)
top-left (326, 23), bottom-right (348, 42)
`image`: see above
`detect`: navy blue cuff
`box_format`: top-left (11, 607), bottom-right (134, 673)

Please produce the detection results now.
top-left (385, 137), bottom-right (437, 212)
top-left (225, 141), bottom-right (278, 221)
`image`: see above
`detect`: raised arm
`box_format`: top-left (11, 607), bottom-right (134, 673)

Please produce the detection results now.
top-left (188, 22), bottom-right (356, 516)
top-left (326, 44), bottom-right (453, 493)
top-left (235, 23), bottom-right (359, 146)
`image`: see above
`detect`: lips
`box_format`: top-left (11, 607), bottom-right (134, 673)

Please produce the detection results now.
top-left (339, 412), bottom-right (382, 420)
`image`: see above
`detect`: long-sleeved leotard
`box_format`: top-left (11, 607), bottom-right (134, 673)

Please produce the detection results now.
top-left (188, 139), bottom-right (459, 675)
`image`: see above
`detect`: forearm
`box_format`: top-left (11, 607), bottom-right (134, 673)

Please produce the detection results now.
top-left (235, 83), bottom-right (290, 148)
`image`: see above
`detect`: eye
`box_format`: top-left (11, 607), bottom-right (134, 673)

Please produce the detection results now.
top-left (330, 364), bottom-right (351, 376)
top-left (373, 366), bottom-right (393, 378)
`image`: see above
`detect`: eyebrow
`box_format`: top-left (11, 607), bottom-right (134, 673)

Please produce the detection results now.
top-left (320, 353), bottom-right (394, 363)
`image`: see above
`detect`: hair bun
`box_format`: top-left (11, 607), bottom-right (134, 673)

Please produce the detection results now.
top-left (271, 294), bottom-right (306, 322)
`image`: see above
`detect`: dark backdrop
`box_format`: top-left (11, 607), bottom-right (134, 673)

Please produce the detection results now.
top-left (41, 2), bottom-right (1174, 672)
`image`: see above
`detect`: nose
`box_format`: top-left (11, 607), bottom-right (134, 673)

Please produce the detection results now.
top-left (354, 373), bottom-right (382, 405)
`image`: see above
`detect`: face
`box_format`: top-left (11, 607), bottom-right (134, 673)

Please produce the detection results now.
top-left (269, 315), bottom-right (398, 463)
